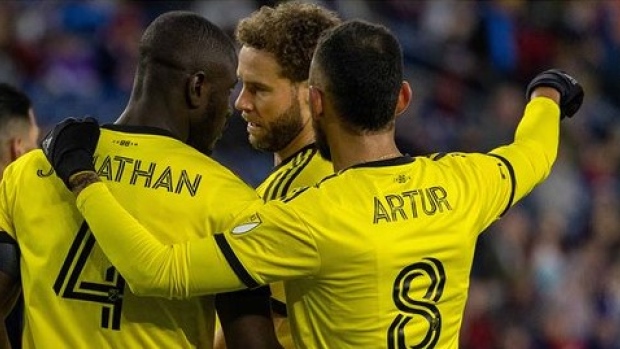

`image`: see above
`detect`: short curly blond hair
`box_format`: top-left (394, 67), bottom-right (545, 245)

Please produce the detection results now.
top-left (235, 1), bottom-right (341, 82)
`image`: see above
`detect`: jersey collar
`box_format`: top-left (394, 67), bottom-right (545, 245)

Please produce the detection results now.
top-left (273, 143), bottom-right (318, 171)
top-left (345, 155), bottom-right (414, 171)
top-left (101, 124), bottom-right (180, 140)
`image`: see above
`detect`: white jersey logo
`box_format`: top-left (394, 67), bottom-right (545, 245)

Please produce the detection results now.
top-left (231, 214), bottom-right (262, 235)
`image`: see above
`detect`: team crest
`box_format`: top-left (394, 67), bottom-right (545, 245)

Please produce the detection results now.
top-left (394, 174), bottom-right (410, 183)
top-left (231, 213), bottom-right (262, 235)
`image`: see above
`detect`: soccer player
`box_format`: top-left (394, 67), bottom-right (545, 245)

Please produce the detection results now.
top-left (41, 20), bottom-right (584, 348)
top-left (215, 3), bottom-right (340, 348)
top-left (0, 83), bottom-right (40, 349)
top-left (0, 12), bottom-right (279, 349)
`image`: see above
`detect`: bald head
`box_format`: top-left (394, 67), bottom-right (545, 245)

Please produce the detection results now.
top-left (137, 11), bottom-right (237, 83)
top-left (121, 11), bottom-right (239, 155)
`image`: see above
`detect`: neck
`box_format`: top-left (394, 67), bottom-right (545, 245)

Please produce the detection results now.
top-left (273, 122), bottom-right (315, 166)
top-left (116, 99), bottom-right (185, 141)
top-left (328, 128), bottom-right (401, 172)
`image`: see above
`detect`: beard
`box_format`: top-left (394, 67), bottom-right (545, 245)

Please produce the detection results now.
top-left (250, 98), bottom-right (304, 153)
top-left (313, 118), bottom-right (331, 161)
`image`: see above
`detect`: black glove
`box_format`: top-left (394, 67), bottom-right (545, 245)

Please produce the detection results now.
top-left (525, 69), bottom-right (584, 119)
top-left (40, 117), bottom-right (100, 188)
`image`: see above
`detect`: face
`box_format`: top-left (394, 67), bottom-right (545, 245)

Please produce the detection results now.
top-left (235, 46), bottom-right (304, 153)
top-left (188, 62), bottom-right (237, 155)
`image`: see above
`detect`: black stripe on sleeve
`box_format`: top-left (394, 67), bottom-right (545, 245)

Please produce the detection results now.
top-left (281, 186), bottom-right (309, 203)
top-left (262, 171), bottom-right (286, 202)
top-left (264, 147), bottom-right (316, 201)
top-left (0, 231), bottom-right (16, 244)
top-left (488, 154), bottom-right (516, 217)
top-left (214, 234), bottom-right (260, 289)
top-left (269, 166), bottom-right (294, 200)
top-left (280, 149), bottom-right (315, 195)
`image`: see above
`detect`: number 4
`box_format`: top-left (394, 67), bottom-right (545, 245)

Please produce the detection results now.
top-left (53, 222), bottom-right (125, 330)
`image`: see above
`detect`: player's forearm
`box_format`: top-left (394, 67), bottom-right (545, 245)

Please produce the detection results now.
top-left (68, 171), bottom-right (101, 196)
top-left (490, 96), bottom-right (560, 203)
top-left (75, 182), bottom-right (245, 298)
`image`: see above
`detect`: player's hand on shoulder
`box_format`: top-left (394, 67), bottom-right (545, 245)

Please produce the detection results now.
top-left (40, 116), bottom-right (100, 189)
top-left (525, 69), bottom-right (584, 119)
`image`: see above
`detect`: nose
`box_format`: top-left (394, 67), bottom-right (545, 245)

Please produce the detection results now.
top-left (234, 86), bottom-right (252, 112)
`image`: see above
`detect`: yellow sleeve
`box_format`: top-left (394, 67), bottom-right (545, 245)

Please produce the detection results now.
top-left (489, 96), bottom-right (560, 206)
top-left (76, 182), bottom-right (247, 298)
top-left (216, 199), bottom-right (320, 285)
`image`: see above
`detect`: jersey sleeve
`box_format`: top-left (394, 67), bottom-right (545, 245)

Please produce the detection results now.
top-left (76, 182), bottom-right (249, 298)
top-left (489, 97), bottom-right (560, 205)
top-left (212, 199), bottom-right (320, 287)
top-left (439, 96), bottom-right (560, 232)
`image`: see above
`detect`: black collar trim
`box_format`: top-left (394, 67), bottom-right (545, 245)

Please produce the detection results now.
top-left (346, 155), bottom-right (414, 170)
top-left (273, 143), bottom-right (317, 170)
top-left (101, 124), bottom-right (180, 140)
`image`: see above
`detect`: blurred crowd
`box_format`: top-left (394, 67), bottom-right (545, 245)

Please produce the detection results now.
top-left (1, 1), bottom-right (619, 348)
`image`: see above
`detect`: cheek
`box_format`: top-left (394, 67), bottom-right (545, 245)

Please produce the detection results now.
top-left (211, 95), bottom-right (230, 118)
top-left (256, 96), bottom-right (289, 122)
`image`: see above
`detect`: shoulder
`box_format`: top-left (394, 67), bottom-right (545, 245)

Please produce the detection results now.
top-left (304, 151), bottom-right (333, 181)
top-left (4, 150), bottom-right (51, 181)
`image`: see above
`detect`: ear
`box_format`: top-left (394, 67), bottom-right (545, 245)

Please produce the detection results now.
top-left (9, 137), bottom-right (23, 162)
top-left (187, 71), bottom-right (208, 108)
top-left (309, 86), bottom-right (323, 122)
top-left (395, 81), bottom-right (412, 116)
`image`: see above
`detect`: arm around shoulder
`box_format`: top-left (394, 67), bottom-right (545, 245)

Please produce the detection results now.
top-left (75, 182), bottom-right (246, 298)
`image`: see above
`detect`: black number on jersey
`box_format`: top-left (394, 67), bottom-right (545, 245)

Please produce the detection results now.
top-left (388, 257), bottom-right (445, 349)
top-left (53, 222), bottom-right (125, 330)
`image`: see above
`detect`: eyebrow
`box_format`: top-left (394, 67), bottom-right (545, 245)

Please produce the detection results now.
top-left (240, 79), bottom-right (273, 92)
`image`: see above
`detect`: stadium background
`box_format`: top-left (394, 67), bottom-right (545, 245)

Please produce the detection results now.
top-left (1, 1), bottom-right (619, 347)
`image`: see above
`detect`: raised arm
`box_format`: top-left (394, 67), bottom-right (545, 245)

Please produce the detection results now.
top-left (489, 69), bottom-right (584, 205)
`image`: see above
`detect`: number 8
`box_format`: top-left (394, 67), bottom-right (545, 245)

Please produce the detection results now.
top-left (388, 257), bottom-right (445, 349)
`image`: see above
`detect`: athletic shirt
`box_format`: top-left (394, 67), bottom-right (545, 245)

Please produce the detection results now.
top-left (0, 125), bottom-right (259, 348)
top-left (256, 144), bottom-right (332, 348)
top-left (74, 98), bottom-right (560, 348)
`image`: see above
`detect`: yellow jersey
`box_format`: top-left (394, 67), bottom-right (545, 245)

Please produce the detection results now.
top-left (74, 97), bottom-right (560, 348)
top-left (0, 125), bottom-right (258, 348)
top-left (256, 144), bottom-right (332, 348)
